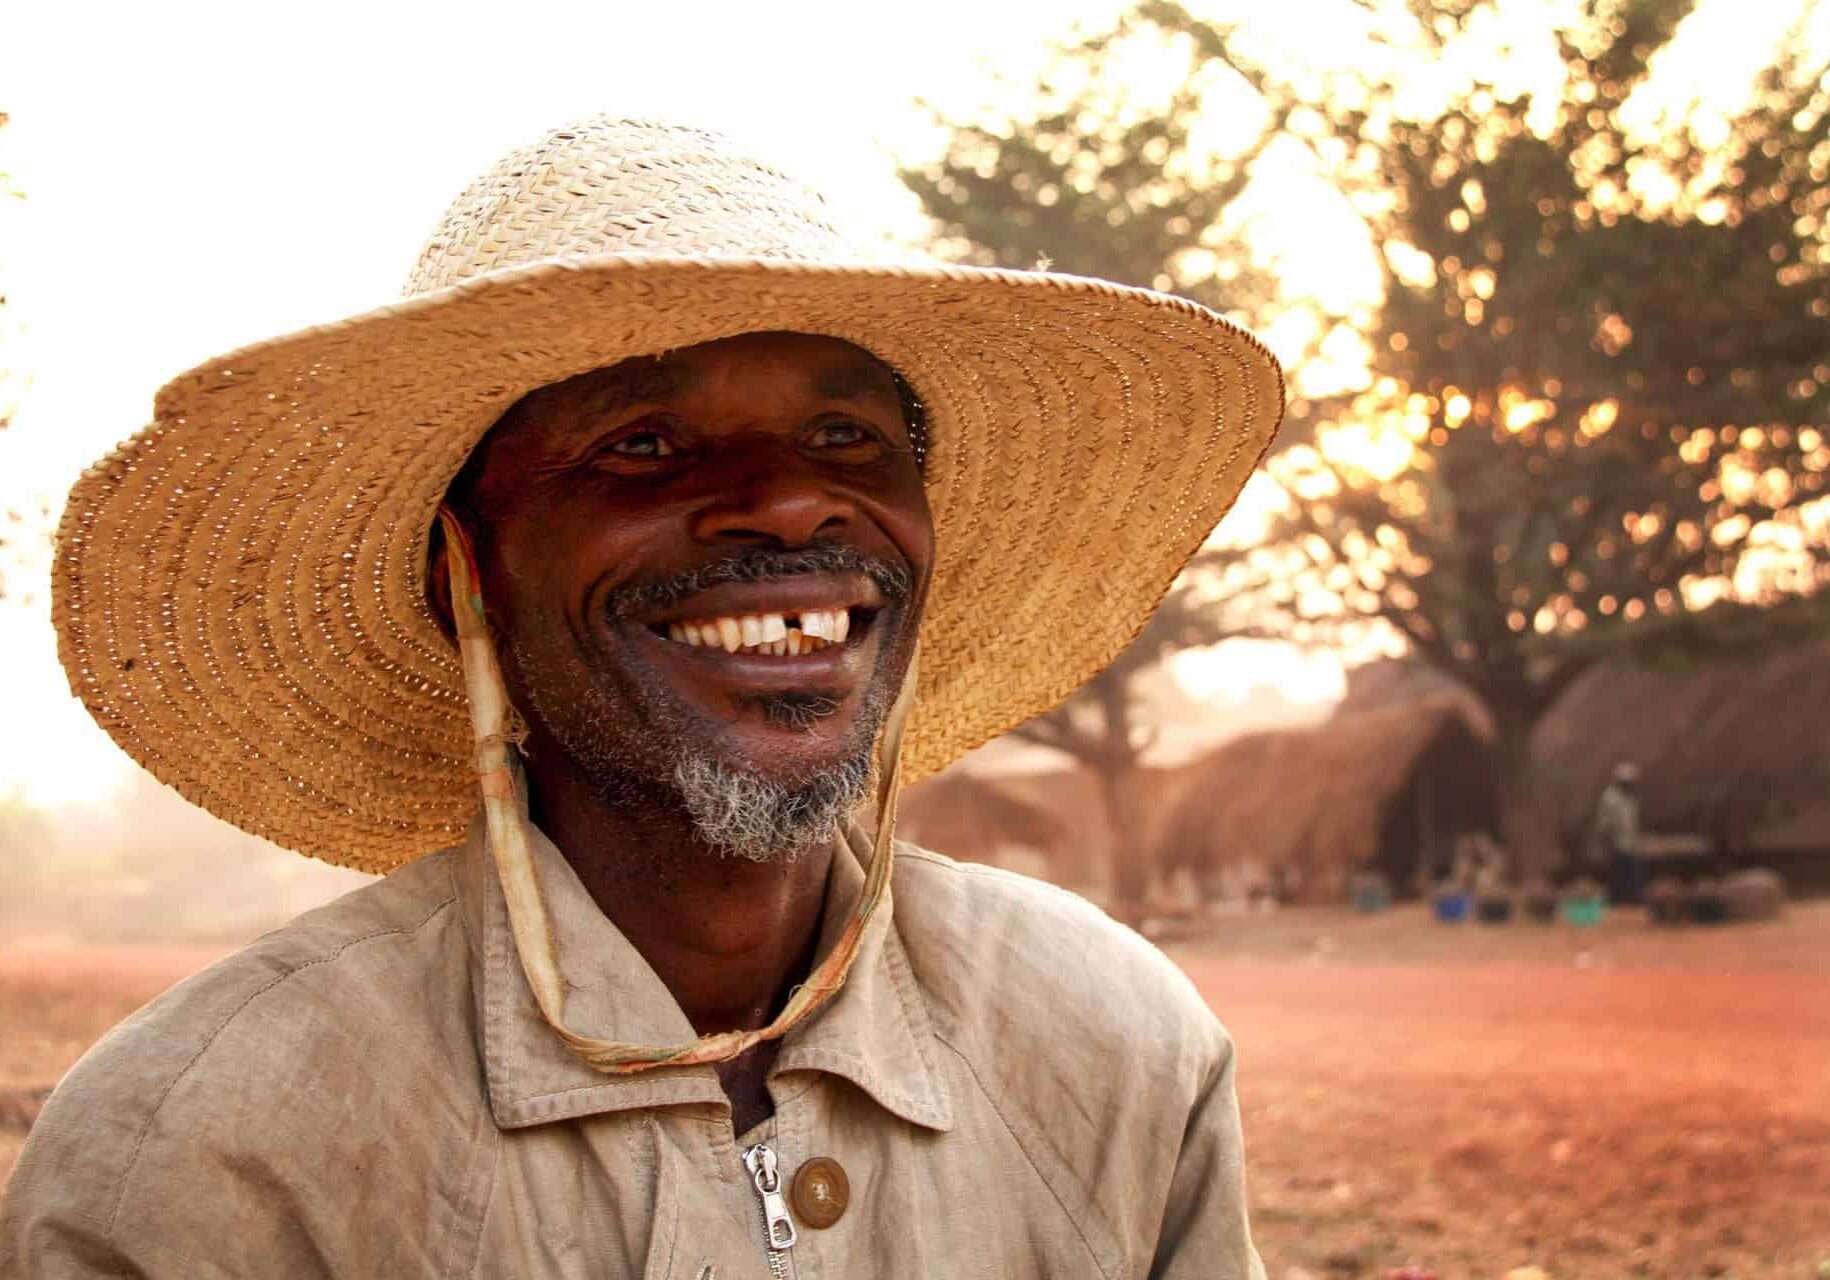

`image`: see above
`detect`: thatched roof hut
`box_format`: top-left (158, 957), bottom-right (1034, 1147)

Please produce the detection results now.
top-left (899, 759), bottom-right (1208, 893)
top-left (897, 769), bottom-right (1084, 882)
top-left (1340, 658), bottom-right (1495, 733)
top-left (1531, 639), bottom-right (1830, 860)
top-left (1151, 697), bottom-right (1499, 902)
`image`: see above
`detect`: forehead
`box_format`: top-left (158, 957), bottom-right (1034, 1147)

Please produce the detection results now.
top-left (552, 331), bottom-right (902, 417)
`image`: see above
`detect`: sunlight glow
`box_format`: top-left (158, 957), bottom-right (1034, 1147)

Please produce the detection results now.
top-left (3, 0), bottom-right (1826, 808)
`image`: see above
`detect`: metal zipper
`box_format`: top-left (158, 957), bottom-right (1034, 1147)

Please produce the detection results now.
top-left (741, 1142), bottom-right (796, 1280)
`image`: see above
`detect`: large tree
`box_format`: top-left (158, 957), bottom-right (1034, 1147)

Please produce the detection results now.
top-left (905, 0), bottom-right (1830, 868)
top-left (902, 34), bottom-right (1302, 906)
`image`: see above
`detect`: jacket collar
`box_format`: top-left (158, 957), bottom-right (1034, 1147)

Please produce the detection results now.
top-left (457, 817), bottom-right (954, 1133)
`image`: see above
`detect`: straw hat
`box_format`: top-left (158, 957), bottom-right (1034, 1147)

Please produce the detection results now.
top-left (53, 116), bottom-right (1284, 872)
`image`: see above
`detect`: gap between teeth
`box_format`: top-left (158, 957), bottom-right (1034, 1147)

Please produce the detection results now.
top-left (665, 609), bottom-right (852, 654)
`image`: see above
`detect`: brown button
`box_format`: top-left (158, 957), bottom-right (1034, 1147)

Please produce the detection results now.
top-left (790, 1155), bottom-right (849, 1229)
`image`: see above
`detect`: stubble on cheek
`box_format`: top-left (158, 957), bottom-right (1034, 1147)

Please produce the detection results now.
top-left (501, 615), bottom-right (691, 793)
top-left (498, 601), bottom-right (911, 862)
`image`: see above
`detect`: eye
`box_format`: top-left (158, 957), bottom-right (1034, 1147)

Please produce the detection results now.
top-left (810, 419), bottom-right (882, 450)
top-left (605, 431), bottom-right (677, 458)
top-left (586, 420), bottom-right (689, 472)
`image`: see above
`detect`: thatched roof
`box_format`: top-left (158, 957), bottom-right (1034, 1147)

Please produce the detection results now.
top-left (898, 769), bottom-right (1076, 868)
top-left (1152, 696), bottom-right (1496, 898)
top-left (1341, 658), bottom-right (1495, 737)
top-left (1531, 639), bottom-right (1830, 852)
top-left (898, 759), bottom-right (1207, 891)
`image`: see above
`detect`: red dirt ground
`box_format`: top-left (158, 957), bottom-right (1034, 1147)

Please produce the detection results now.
top-left (4, 909), bottom-right (1828, 1278)
top-left (1167, 903), bottom-right (1830, 1279)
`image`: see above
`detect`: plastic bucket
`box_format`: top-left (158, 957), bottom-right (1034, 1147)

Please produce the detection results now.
top-left (1476, 896), bottom-right (1514, 924)
top-left (1433, 892), bottom-right (1472, 923)
top-left (1561, 895), bottom-right (1606, 927)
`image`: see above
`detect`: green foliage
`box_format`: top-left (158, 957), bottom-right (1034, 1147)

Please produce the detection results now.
top-left (906, 0), bottom-right (1830, 862)
top-left (1202, 0), bottom-right (1829, 729)
top-left (901, 19), bottom-right (1282, 326)
top-left (901, 18), bottom-right (1291, 785)
top-left (908, 0), bottom-right (1830, 729)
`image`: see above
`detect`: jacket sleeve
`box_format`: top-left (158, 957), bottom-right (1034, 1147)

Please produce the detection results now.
top-left (1148, 1030), bottom-right (1267, 1280)
top-left (1, 1088), bottom-right (155, 1279)
top-left (0, 1174), bottom-right (148, 1280)
top-left (0, 1071), bottom-right (332, 1280)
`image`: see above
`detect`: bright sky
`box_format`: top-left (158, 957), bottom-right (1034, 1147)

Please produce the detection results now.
top-left (0, 0), bottom-right (1803, 809)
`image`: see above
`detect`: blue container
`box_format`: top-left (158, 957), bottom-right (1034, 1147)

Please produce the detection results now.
top-left (1433, 891), bottom-right (1472, 923)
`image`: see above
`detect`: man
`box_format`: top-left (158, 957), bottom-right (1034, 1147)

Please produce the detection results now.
top-left (1590, 761), bottom-right (1644, 904)
top-left (3, 118), bottom-right (1283, 1276)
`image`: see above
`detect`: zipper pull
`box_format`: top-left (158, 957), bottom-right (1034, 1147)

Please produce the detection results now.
top-left (741, 1142), bottom-right (798, 1253)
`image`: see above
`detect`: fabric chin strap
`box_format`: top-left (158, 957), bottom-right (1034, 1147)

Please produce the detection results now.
top-left (437, 506), bottom-right (915, 1074)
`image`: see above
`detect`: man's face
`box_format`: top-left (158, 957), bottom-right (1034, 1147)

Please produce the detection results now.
top-left (449, 331), bottom-right (934, 857)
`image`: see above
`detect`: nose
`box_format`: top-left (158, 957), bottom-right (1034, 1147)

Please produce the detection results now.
top-left (689, 445), bottom-right (856, 548)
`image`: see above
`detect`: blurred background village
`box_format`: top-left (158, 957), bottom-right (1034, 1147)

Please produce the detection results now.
top-left (3, 0), bottom-right (1829, 1276)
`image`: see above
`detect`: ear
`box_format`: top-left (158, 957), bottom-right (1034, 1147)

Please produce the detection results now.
top-left (425, 514), bottom-right (460, 647)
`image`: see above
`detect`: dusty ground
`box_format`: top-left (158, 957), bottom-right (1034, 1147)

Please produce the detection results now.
top-left (3, 907), bottom-right (1828, 1278)
top-left (1168, 902), bottom-right (1830, 1279)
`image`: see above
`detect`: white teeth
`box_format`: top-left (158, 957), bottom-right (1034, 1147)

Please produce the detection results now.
top-left (664, 609), bottom-right (855, 652)
top-left (800, 608), bottom-right (848, 641)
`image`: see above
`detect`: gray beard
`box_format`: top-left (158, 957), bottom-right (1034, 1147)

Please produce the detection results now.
top-left (498, 543), bottom-right (911, 866)
top-left (505, 632), bottom-right (888, 866)
top-left (671, 750), bottom-right (873, 863)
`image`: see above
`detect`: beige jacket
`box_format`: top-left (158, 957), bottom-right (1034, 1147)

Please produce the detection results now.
top-left (1, 824), bottom-right (1261, 1278)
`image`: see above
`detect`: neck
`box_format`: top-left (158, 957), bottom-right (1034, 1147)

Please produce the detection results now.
top-left (523, 743), bottom-right (834, 1037)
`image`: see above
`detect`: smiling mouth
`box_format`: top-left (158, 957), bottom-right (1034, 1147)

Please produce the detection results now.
top-left (648, 607), bottom-right (875, 657)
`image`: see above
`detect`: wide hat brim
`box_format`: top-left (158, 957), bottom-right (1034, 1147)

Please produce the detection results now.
top-left (54, 253), bottom-right (1283, 872)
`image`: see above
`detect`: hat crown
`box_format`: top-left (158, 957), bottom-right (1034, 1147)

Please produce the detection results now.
top-left (403, 117), bottom-right (850, 296)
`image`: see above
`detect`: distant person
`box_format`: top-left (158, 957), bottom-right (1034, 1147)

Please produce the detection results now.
top-left (0, 119), bottom-right (1283, 1276)
top-left (1589, 762), bottom-right (1644, 904)
top-left (1456, 829), bottom-right (1509, 895)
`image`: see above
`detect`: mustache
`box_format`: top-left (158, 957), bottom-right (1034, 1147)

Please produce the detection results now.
top-left (602, 544), bottom-right (913, 619)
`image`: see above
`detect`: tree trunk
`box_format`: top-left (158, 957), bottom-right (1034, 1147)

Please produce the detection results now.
top-left (1013, 671), bottom-right (1156, 915)
top-left (1491, 711), bottom-right (1560, 879)
top-left (1097, 764), bottom-right (1154, 916)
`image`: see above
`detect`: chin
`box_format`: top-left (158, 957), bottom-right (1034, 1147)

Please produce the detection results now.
top-left (700, 712), bottom-right (877, 788)
top-left (671, 730), bottom-right (877, 862)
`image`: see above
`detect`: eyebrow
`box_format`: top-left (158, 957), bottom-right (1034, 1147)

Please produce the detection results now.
top-left (579, 359), bottom-right (695, 418)
top-left (813, 362), bottom-right (902, 412)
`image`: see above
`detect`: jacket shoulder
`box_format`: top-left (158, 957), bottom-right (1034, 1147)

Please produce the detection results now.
top-left (891, 844), bottom-right (1230, 1085)
top-left (890, 846), bottom-right (1238, 1273)
top-left (1, 851), bottom-right (490, 1276)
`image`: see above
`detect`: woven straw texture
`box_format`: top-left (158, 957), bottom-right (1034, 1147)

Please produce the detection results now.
top-left (52, 117), bottom-right (1284, 873)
